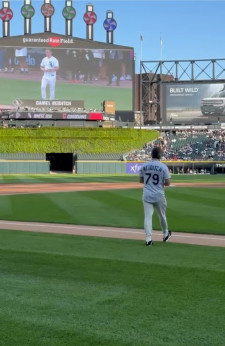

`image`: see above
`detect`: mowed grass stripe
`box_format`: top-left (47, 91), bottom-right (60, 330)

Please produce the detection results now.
top-left (171, 174), bottom-right (225, 183)
top-left (0, 187), bottom-right (224, 234)
top-left (0, 230), bottom-right (225, 270)
top-left (0, 173), bottom-right (224, 185)
top-left (0, 231), bottom-right (225, 346)
top-left (0, 174), bottom-right (139, 184)
top-left (0, 189), bottom-right (143, 227)
top-left (166, 188), bottom-right (225, 233)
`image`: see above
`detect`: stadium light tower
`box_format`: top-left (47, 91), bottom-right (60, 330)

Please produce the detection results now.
top-left (62, 0), bottom-right (76, 36)
top-left (41, 0), bottom-right (55, 33)
top-left (103, 11), bottom-right (117, 44)
top-left (21, 0), bottom-right (35, 35)
top-left (83, 4), bottom-right (97, 40)
top-left (0, 1), bottom-right (13, 37)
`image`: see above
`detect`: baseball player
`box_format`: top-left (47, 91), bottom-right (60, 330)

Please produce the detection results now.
top-left (139, 146), bottom-right (171, 246)
top-left (40, 49), bottom-right (59, 100)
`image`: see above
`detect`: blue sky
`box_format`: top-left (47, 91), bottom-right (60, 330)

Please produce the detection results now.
top-left (1, 1), bottom-right (225, 71)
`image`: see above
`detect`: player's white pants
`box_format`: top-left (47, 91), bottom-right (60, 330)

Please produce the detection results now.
top-left (41, 76), bottom-right (56, 100)
top-left (143, 197), bottom-right (168, 242)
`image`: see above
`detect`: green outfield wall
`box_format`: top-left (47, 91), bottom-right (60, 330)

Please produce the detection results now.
top-left (76, 161), bottom-right (225, 174)
top-left (0, 160), bottom-right (50, 174)
top-left (76, 161), bottom-right (125, 174)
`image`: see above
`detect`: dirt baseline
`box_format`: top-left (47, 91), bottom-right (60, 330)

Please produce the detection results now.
top-left (0, 181), bottom-right (224, 195)
top-left (0, 181), bottom-right (224, 247)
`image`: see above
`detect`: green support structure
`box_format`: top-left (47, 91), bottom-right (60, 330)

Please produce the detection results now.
top-left (76, 161), bottom-right (125, 174)
top-left (0, 161), bottom-right (50, 174)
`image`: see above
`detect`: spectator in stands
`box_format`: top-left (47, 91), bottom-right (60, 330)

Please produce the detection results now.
top-left (124, 129), bottom-right (225, 164)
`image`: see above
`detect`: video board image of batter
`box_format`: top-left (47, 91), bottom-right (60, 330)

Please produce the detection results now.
top-left (0, 46), bottom-right (133, 110)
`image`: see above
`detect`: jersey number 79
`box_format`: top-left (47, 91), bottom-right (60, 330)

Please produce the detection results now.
top-left (145, 173), bottom-right (159, 185)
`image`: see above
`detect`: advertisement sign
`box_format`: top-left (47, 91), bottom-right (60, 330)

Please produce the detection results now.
top-left (1, 110), bottom-right (118, 121)
top-left (20, 99), bottom-right (84, 109)
top-left (0, 34), bottom-right (134, 112)
top-left (5, 112), bottom-right (88, 120)
top-left (126, 162), bottom-right (143, 174)
top-left (164, 82), bottom-right (225, 122)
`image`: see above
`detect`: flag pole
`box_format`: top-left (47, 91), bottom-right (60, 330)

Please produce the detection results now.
top-left (160, 33), bottom-right (163, 61)
top-left (140, 33), bottom-right (143, 63)
top-left (159, 33), bottom-right (163, 125)
top-left (139, 33), bottom-right (143, 128)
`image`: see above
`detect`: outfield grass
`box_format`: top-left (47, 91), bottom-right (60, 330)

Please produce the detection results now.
top-left (0, 173), bottom-right (224, 184)
top-left (0, 174), bottom-right (224, 235)
top-left (0, 230), bottom-right (225, 346)
top-left (0, 186), bottom-right (224, 235)
top-left (0, 175), bottom-right (224, 345)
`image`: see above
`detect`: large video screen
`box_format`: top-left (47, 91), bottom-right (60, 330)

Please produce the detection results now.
top-left (0, 46), bottom-right (133, 111)
top-left (163, 82), bottom-right (225, 123)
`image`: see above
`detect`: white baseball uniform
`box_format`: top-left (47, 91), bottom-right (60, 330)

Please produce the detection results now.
top-left (40, 56), bottom-right (59, 100)
top-left (139, 159), bottom-right (170, 242)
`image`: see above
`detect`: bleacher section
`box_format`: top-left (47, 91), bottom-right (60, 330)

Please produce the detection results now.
top-left (124, 130), bottom-right (225, 162)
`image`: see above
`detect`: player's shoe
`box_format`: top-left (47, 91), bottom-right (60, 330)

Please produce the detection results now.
top-left (145, 240), bottom-right (153, 246)
top-left (163, 231), bottom-right (172, 242)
